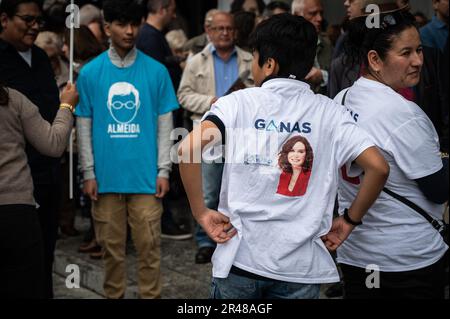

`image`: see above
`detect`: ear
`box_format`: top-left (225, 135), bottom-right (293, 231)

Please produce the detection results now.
top-left (263, 57), bottom-right (279, 77)
top-left (0, 13), bottom-right (9, 31)
top-left (367, 50), bottom-right (383, 73)
top-left (104, 22), bottom-right (112, 38)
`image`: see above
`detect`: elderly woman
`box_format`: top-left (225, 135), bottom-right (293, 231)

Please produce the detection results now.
top-left (277, 136), bottom-right (314, 197)
top-left (332, 7), bottom-right (449, 299)
top-left (0, 83), bottom-right (78, 298)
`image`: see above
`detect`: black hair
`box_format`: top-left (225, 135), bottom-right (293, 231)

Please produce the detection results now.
top-left (249, 13), bottom-right (317, 81)
top-left (265, 1), bottom-right (290, 15)
top-left (233, 11), bottom-right (256, 51)
top-left (146, 0), bottom-right (172, 14)
top-left (102, 0), bottom-right (145, 24)
top-left (231, 0), bottom-right (266, 15)
top-left (343, 10), bottom-right (417, 71)
top-left (0, 0), bottom-right (42, 32)
top-left (42, 0), bottom-right (66, 34)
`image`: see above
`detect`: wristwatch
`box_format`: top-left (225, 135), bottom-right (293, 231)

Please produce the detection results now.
top-left (343, 208), bottom-right (363, 226)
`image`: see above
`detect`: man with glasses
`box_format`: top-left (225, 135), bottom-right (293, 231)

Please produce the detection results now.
top-left (0, 0), bottom-right (61, 299)
top-left (178, 11), bottom-right (253, 264)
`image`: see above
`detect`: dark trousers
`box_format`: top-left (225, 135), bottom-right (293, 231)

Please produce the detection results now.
top-left (0, 205), bottom-right (45, 299)
top-left (341, 255), bottom-right (447, 299)
top-left (34, 183), bottom-right (61, 299)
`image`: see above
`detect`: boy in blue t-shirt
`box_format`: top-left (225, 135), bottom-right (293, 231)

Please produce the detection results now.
top-left (75, 0), bottom-right (179, 299)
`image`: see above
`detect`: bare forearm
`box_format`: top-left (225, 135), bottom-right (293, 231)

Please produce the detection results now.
top-left (179, 161), bottom-right (207, 220)
top-left (179, 121), bottom-right (221, 220)
top-left (349, 147), bottom-right (389, 222)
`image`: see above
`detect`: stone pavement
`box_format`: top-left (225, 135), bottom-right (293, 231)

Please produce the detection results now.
top-left (53, 214), bottom-right (337, 299)
top-left (53, 214), bottom-right (448, 299)
top-left (53, 216), bottom-right (213, 299)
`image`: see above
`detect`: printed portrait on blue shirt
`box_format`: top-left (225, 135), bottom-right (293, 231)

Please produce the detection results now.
top-left (277, 135), bottom-right (314, 197)
top-left (107, 82), bottom-right (141, 124)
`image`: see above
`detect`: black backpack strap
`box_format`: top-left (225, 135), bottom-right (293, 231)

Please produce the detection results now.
top-left (383, 188), bottom-right (443, 231)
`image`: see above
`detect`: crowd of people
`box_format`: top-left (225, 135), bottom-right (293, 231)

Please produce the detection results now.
top-left (0, 0), bottom-right (448, 299)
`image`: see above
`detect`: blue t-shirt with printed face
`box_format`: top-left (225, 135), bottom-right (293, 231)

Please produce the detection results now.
top-left (75, 50), bottom-right (179, 194)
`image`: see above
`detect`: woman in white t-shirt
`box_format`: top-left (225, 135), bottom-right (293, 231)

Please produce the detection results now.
top-left (334, 8), bottom-right (449, 299)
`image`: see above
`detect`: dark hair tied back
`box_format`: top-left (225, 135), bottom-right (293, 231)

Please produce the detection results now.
top-left (343, 9), bottom-right (417, 69)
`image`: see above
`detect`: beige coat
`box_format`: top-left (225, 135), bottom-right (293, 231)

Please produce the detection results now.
top-left (178, 44), bottom-right (253, 121)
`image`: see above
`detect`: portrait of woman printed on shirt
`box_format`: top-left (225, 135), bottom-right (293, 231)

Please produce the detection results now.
top-left (276, 135), bottom-right (314, 197)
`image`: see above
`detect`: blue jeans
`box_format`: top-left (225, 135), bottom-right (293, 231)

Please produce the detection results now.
top-left (211, 272), bottom-right (321, 299)
top-left (195, 161), bottom-right (224, 248)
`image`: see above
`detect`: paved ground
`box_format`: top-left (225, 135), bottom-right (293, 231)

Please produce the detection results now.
top-left (53, 217), bottom-right (213, 299)
top-left (53, 215), bottom-right (338, 299)
top-left (52, 199), bottom-right (448, 299)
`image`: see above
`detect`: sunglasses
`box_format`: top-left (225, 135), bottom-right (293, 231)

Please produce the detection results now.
top-left (14, 14), bottom-right (45, 27)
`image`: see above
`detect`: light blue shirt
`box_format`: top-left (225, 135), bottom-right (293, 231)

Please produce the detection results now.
top-left (420, 16), bottom-right (448, 52)
top-left (75, 50), bottom-right (179, 194)
top-left (210, 45), bottom-right (238, 97)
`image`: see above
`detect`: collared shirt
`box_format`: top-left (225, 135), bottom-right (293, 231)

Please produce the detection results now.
top-left (210, 45), bottom-right (238, 97)
top-left (108, 45), bottom-right (137, 68)
top-left (420, 16), bottom-right (449, 52)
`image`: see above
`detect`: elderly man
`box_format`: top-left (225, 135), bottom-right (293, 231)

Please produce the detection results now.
top-left (178, 11), bottom-right (253, 264)
top-left (292, 0), bottom-right (332, 94)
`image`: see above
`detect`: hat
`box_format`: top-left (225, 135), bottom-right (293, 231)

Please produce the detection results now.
top-left (354, 0), bottom-right (410, 19)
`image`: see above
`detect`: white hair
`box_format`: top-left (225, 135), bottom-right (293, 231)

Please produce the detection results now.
top-left (205, 9), bottom-right (220, 27)
top-left (291, 0), bottom-right (305, 16)
top-left (165, 29), bottom-right (187, 50)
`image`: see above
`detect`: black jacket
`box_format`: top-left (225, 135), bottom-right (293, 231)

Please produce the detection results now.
top-left (415, 45), bottom-right (448, 153)
top-left (0, 38), bottom-right (61, 184)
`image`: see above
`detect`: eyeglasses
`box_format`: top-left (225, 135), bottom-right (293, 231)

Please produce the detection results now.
top-left (14, 14), bottom-right (45, 27)
top-left (210, 26), bottom-right (235, 33)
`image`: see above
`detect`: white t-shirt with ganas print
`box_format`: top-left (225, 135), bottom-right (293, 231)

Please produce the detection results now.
top-left (334, 77), bottom-right (447, 272)
top-left (202, 78), bottom-right (374, 283)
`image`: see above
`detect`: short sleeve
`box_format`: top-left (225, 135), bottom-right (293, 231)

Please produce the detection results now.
top-left (333, 109), bottom-right (375, 168)
top-left (74, 70), bottom-right (93, 118)
top-left (157, 67), bottom-right (179, 115)
top-left (202, 94), bottom-right (239, 129)
top-left (384, 116), bottom-right (442, 179)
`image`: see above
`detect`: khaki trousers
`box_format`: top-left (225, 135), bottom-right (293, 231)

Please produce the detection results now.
top-left (93, 194), bottom-right (162, 299)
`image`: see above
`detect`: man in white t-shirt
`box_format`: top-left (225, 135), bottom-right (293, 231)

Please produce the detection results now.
top-left (179, 14), bottom-right (390, 299)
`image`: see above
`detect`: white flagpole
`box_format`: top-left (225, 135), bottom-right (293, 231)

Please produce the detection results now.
top-left (69, 0), bottom-right (75, 199)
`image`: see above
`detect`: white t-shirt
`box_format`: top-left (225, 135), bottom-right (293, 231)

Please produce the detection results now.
top-left (334, 77), bottom-right (448, 272)
top-left (203, 78), bottom-right (374, 283)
